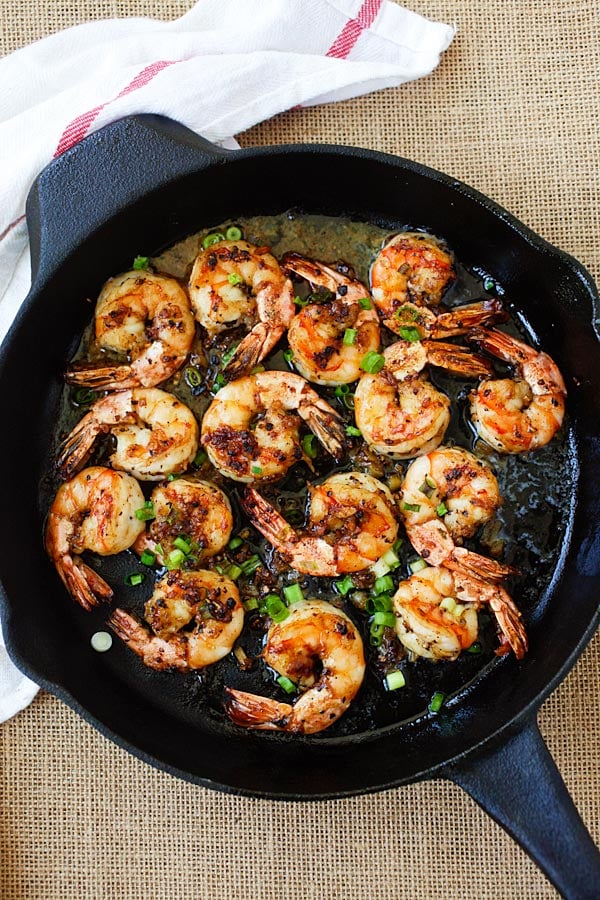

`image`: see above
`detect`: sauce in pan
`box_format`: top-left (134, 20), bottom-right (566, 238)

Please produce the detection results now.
top-left (47, 212), bottom-right (575, 740)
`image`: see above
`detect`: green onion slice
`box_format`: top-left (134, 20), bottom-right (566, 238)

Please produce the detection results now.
top-left (243, 598), bottom-right (259, 612)
top-left (436, 502), bottom-right (448, 517)
top-left (265, 595), bottom-right (289, 623)
top-left (358, 297), bottom-right (372, 310)
top-left (276, 675), bottom-right (297, 694)
top-left (125, 572), bottom-right (144, 586)
top-left (251, 464), bottom-right (263, 475)
top-left (240, 554), bottom-right (261, 576)
top-left (132, 255), bottom-right (149, 270)
top-left (343, 328), bottom-right (357, 346)
top-left (373, 610), bottom-right (396, 628)
top-left (225, 225), bottom-right (243, 241)
top-left (409, 558), bottom-right (428, 574)
top-left (428, 691), bottom-right (446, 714)
top-left (345, 425), bottom-right (362, 437)
top-left (283, 349), bottom-right (294, 363)
top-left (334, 384), bottom-right (350, 396)
top-left (73, 388), bottom-right (96, 405)
top-left (224, 563), bottom-right (243, 581)
top-left (360, 351), bottom-right (385, 374)
top-left (374, 574), bottom-right (394, 595)
top-left (385, 670), bottom-right (406, 691)
top-left (467, 641), bottom-right (482, 654)
top-left (335, 575), bottom-right (355, 596)
top-left (184, 366), bottom-right (202, 388)
top-left (140, 550), bottom-right (156, 567)
top-left (371, 593), bottom-right (393, 613)
top-left (173, 535), bottom-right (192, 555)
top-left (399, 326), bottom-right (421, 342)
top-left (202, 232), bottom-right (225, 249)
top-left (302, 434), bottom-right (318, 459)
top-left (227, 536), bottom-right (244, 551)
top-left (228, 272), bottom-right (243, 286)
top-left (193, 448), bottom-right (208, 467)
top-left (294, 295), bottom-right (309, 307)
top-left (403, 502), bottom-right (421, 513)
top-left (134, 501), bottom-right (156, 522)
top-left (283, 583), bottom-right (304, 605)
top-left (90, 631), bottom-right (113, 652)
top-left (166, 549), bottom-right (186, 569)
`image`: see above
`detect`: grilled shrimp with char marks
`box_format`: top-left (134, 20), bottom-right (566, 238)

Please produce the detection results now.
top-left (201, 370), bottom-right (345, 483)
top-left (225, 599), bottom-right (365, 734)
top-left (354, 339), bottom-right (493, 459)
top-left (467, 328), bottom-right (566, 453)
top-left (108, 569), bottom-right (244, 670)
top-left (242, 472), bottom-right (398, 576)
top-left (45, 466), bottom-right (146, 611)
top-left (133, 478), bottom-right (233, 566)
top-left (282, 252), bottom-right (380, 385)
top-left (56, 387), bottom-right (199, 481)
top-left (66, 271), bottom-right (195, 390)
top-left (188, 240), bottom-right (294, 379)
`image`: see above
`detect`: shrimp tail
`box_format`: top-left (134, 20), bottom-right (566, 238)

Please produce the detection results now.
top-left (428, 299), bottom-right (508, 338)
top-left (467, 327), bottom-right (532, 364)
top-left (55, 416), bottom-right (99, 480)
top-left (57, 555), bottom-right (113, 612)
top-left (422, 341), bottom-right (495, 378)
top-left (241, 488), bottom-right (297, 548)
top-left (298, 394), bottom-right (346, 461)
top-left (224, 687), bottom-right (293, 731)
top-left (448, 547), bottom-right (520, 582)
top-left (222, 323), bottom-right (285, 380)
top-left (65, 364), bottom-right (136, 391)
top-left (485, 585), bottom-right (529, 660)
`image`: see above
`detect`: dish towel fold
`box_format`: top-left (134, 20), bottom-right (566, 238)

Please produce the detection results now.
top-left (0, 0), bottom-right (454, 722)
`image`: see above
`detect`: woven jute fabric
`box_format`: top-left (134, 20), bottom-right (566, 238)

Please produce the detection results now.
top-left (1, 2), bottom-right (598, 898)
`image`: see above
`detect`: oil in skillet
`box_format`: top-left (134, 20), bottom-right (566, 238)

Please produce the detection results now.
top-left (51, 212), bottom-right (574, 739)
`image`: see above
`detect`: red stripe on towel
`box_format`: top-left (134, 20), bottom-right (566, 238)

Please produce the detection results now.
top-left (53, 59), bottom-right (178, 157)
top-left (326, 0), bottom-right (383, 59)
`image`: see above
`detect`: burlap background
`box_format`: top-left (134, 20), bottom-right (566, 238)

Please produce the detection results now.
top-left (1, 2), bottom-right (598, 898)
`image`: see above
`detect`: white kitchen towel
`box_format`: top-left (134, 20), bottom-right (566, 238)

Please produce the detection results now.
top-left (0, 0), bottom-right (454, 721)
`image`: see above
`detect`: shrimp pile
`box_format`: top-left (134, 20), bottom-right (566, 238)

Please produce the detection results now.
top-left (45, 219), bottom-right (567, 735)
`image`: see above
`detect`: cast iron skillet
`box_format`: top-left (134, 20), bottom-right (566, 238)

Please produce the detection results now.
top-left (0, 115), bottom-right (599, 897)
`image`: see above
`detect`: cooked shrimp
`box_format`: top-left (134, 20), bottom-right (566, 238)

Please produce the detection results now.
top-left (133, 478), bottom-right (233, 565)
top-left (467, 328), bottom-right (566, 453)
top-left (399, 447), bottom-right (501, 542)
top-left (392, 565), bottom-right (479, 660)
top-left (392, 563), bottom-right (527, 661)
top-left (108, 569), bottom-right (244, 670)
top-left (224, 599), bottom-right (365, 734)
top-left (354, 339), bottom-right (493, 459)
top-left (188, 240), bottom-right (294, 379)
top-left (281, 252), bottom-right (380, 385)
top-left (242, 472), bottom-right (398, 576)
top-left (45, 466), bottom-right (146, 611)
top-left (370, 230), bottom-right (454, 320)
top-left (65, 271), bottom-right (195, 389)
top-left (201, 370), bottom-right (345, 483)
top-left (56, 387), bottom-right (199, 481)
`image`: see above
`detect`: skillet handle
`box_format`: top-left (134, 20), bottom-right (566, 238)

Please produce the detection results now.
top-left (445, 717), bottom-right (600, 899)
top-left (26, 114), bottom-right (228, 284)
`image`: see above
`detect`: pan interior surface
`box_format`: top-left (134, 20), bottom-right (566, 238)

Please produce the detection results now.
top-left (0, 136), bottom-right (598, 797)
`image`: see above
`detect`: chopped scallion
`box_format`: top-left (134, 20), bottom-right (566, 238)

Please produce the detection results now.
top-left (134, 501), bottom-right (155, 522)
top-left (343, 327), bottom-right (357, 346)
top-left (228, 272), bottom-right (243, 286)
top-left (140, 550), bottom-right (156, 567)
top-left (385, 670), bottom-right (406, 691)
top-left (166, 549), bottom-right (186, 569)
top-left (227, 536), bottom-right (244, 551)
top-left (440, 596), bottom-right (456, 613)
top-left (360, 351), bottom-right (385, 374)
top-left (225, 225), bottom-right (242, 241)
top-left (436, 502), bottom-right (448, 517)
top-left (334, 384), bottom-right (350, 396)
top-left (266, 595), bottom-right (289, 623)
top-left (302, 434), bottom-right (318, 459)
top-left (294, 295), bottom-right (309, 307)
top-left (409, 558), bottom-right (428, 574)
top-left (132, 255), bottom-right (149, 270)
top-left (335, 575), bottom-right (355, 596)
top-left (125, 572), bottom-right (144, 586)
top-left (399, 326), bottom-right (421, 342)
top-left (358, 297), bottom-right (372, 310)
top-left (374, 574), bottom-right (394, 595)
top-left (380, 548), bottom-right (401, 570)
top-left (371, 556), bottom-right (391, 579)
top-left (184, 366), bottom-right (202, 388)
top-left (90, 631), bottom-right (113, 652)
top-left (277, 675), bottom-right (297, 694)
top-left (202, 232), bottom-right (225, 249)
top-left (73, 388), bottom-right (96, 405)
top-left (221, 343), bottom-right (239, 366)
top-left (467, 641), bottom-right (482, 654)
top-left (373, 610), bottom-right (396, 628)
top-left (283, 583), bottom-right (304, 605)
top-left (251, 464), bottom-right (263, 475)
top-left (403, 502), bottom-right (421, 513)
top-left (240, 554), bottom-right (261, 576)
top-left (371, 593), bottom-right (393, 612)
top-left (173, 536), bottom-right (192, 555)
top-left (243, 598), bottom-right (259, 612)
top-left (345, 425), bottom-right (362, 437)
top-left (224, 563), bottom-right (243, 581)
top-left (283, 349), bottom-right (294, 363)
top-left (428, 691), bottom-right (446, 714)
top-left (193, 448), bottom-right (208, 467)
